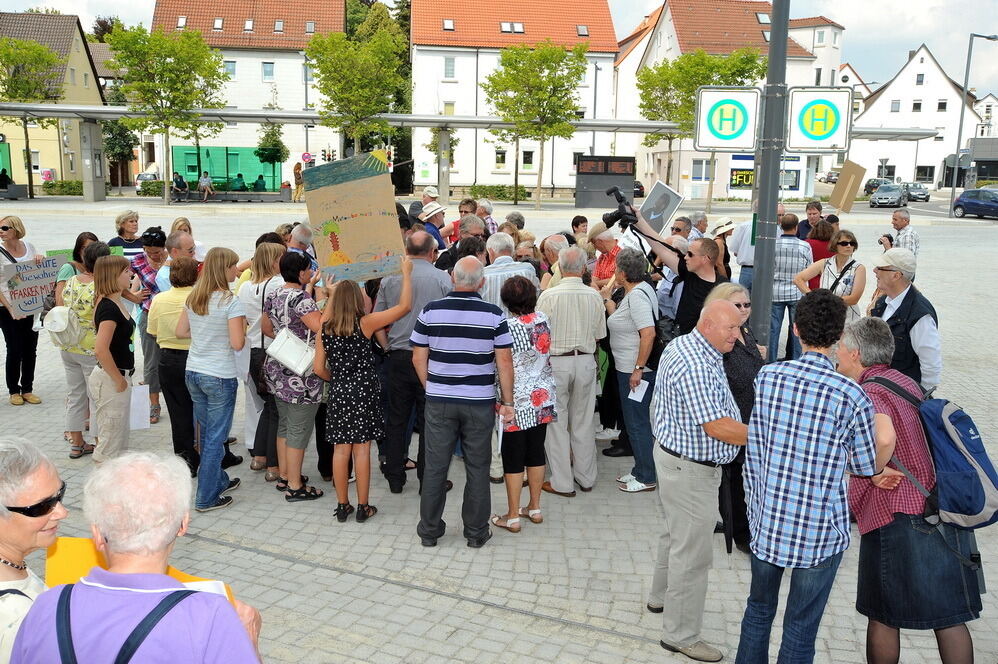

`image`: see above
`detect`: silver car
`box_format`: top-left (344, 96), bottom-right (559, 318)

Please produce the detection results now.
top-left (869, 184), bottom-right (908, 208)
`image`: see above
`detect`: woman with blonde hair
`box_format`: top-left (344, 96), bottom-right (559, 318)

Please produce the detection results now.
top-left (313, 258), bottom-right (413, 522)
top-left (176, 247), bottom-right (246, 512)
top-left (237, 242), bottom-right (286, 478)
top-left (170, 216), bottom-right (207, 262)
top-left (87, 254), bottom-right (135, 462)
top-left (0, 215), bottom-right (45, 407)
top-left (106, 210), bottom-right (143, 260)
top-left (274, 223), bottom-right (294, 245)
top-left (292, 162), bottom-right (304, 202)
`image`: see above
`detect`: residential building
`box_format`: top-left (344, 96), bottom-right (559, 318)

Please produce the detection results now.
top-left (150, 0), bottom-right (344, 190)
top-left (973, 93), bottom-right (996, 136)
top-left (0, 12), bottom-right (106, 192)
top-left (409, 0), bottom-right (618, 197)
top-left (837, 62), bottom-right (873, 117)
top-left (848, 44), bottom-right (981, 188)
top-left (614, 1), bottom-right (844, 201)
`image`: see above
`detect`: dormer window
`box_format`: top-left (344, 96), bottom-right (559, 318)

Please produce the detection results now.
top-left (443, 19), bottom-right (454, 31)
top-left (500, 22), bottom-right (512, 33)
top-left (512, 22), bottom-right (524, 33)
top-left (577, 25), bottom-right (589, 36)
top-left (244, 19), bottom-right (254, 32)
top-left (274, 20), bottom-right (284, 33)
top-left (176, 16), bottom-right (186, 28)
top-left (756, 13), bottom-right (770, 24)
top-left (306, 21), bottom-right (315, 33)
top-left (762, 30), bottom-right (771, 42)
top-left (213, 17), bottom-right (223, 30)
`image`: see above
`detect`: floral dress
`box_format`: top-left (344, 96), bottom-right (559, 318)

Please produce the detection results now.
top-left (262, 288), bottom-right (325, 404)
top-left (60, 276), bottom-right (96, 355)
top-left (503, 311), bottom-right (557, 432)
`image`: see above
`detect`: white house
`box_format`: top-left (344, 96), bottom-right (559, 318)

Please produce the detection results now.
top-left (837, 62), bottom-right (873, 117)
top-left (149, 0), bottom-right (343, 190)
top-left (848, 45), bottom-right (981, 188)
top-left (973, 93), bottom-right (996, 136)
top-left (613, 0), bottom-right (845, 201)
top-left (409, 0), bottom-right (618, 197)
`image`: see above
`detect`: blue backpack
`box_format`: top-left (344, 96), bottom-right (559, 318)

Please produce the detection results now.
top-left (865, 377), bottom-right (998, 530)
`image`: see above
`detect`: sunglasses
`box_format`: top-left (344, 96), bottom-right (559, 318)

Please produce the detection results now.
top-left (837, 241), bottom-right (858, 247)
top-left (686, 251), bottom-right (699, 258)
top-left (732, 302), bottom-right (751, 309)
top-left (5, 481), bottom-right (66, 518)
top-left (671, 227), bottom-right (684, 233)
top-left (0, 226), bottom-right (11, 232)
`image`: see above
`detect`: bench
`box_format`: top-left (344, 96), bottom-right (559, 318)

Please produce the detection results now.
top-left (177, 189), bottom-right (292, 203)
top-left (0, 184), bottom-right (28, 200)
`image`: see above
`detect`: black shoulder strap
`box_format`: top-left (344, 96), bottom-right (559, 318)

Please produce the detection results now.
top-left (862, 375), bottom-right (924, 409)
top-left (56, 584), bottom-right (78, 664)
top-left (113, 590), bottom-right (196, 664)
top-left (827, 259), bottom-right (856, 294)
top-left (0, 588), bottom-right (30, 600)
top-left (0, 244), bottom-right (16, 264)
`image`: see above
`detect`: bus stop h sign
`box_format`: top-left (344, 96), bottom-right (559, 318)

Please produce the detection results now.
top-left (786, 87), bottom-right (853, 153)
top-left (694, 87), bottom-right (761, 153)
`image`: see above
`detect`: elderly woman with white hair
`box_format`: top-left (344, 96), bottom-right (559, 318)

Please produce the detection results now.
top-left (11, 453), bottom-right (261, 663)
top-left (0, 439), bottom-right (67, 662)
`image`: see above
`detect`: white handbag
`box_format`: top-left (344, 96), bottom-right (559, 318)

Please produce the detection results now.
top-left (265, 292), bottom-right (315, 376)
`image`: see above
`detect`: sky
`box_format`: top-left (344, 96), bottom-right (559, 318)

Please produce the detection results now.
top-left (7, 0), bottom-right (997, 97)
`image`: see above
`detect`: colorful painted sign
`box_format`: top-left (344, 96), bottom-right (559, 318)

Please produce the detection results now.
top-left (1, 254), bottom-right (67, 316)
top-left (302, 150), bottom-right (404, 282)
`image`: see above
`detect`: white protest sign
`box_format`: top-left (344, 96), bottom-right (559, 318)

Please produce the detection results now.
top-left (1, 255), bottom-right (68, 316)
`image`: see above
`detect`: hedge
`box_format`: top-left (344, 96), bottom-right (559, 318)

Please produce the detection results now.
top-left (42, 180), bottom-right (112, 195)
top-left (468, 184), bottom-right (530, 200)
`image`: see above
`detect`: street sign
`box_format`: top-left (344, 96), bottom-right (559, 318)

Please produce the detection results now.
top-left (301, 152), bottom-right (312, 163)
top-left (786, 87), bottom-right (853, 153)
top-left (694, 87), bottom-right (761, 152)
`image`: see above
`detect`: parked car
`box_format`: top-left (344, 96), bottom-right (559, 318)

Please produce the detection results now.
top-left (869, 184), bottom-right (909, 208)
top-left (817, 171), bottom-right (839, 183)
top-left (633, 180), bottom-right (645, 198)
top-left (864, 177), bottom-right (892, 195)
top-left (906, 182), bottom-right (930, 202)
top-left (953, 188), bottom-right (998, 219)
top-left (135, 172), bottom-right (160, 193)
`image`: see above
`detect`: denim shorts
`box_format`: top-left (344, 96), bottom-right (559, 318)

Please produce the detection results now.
top-left (856, 513), bottom-right (982, 630)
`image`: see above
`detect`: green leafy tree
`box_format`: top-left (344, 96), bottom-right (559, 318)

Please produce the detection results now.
top-left (101, 86), bottom-right (138, 196)
top-left (254, 88), bottom-right (289, 190)
top-left (423, 128), bottom-right (459, 167)
top-left (89, 15), bottom-right (122, 43)
top-left (0, 37), bottom-right (64, 199)
top-left (345, 0), bottom-right (372, 39)
top-left (307, 28), bottom-right (406, 154)
top-left (106, 25), bottom-right (229, 202)
top-left (637, 48), bottom-right (767, 188)
top-left (482, 40), bottom-right (588, 209)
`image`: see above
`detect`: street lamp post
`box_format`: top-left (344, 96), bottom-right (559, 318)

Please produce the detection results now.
top-left (949, 33), bottom-right (998, 217)
top-left (299, 50), bottom-right (311, 155)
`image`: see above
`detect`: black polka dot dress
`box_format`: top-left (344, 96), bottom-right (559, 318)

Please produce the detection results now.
top-left (322, 325), bottom-right (385, 445)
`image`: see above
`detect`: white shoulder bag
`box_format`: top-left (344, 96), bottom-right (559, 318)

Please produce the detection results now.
top-left (265, 291), bottom-right (315, 376)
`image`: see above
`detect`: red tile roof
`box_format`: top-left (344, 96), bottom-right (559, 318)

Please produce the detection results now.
top-left (789, 16), bottom-right (844, 30)
top-left (667, 0), bottom-right (814, 59)
top-left (150, 0), bottom-right (343, 51)
top-left (411, 0), bottom-right (617, 54)
top-left (615, 5), bottom-right (663, 66)
top-left (88, 42), bottom-right (120, 80)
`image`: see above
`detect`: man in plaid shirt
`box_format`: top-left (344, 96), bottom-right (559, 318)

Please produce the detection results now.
top-left (736, 290), bottom-right (894, 664)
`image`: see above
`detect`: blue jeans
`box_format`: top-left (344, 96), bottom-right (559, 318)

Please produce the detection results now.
top-left (738, 265), bottom-right (754, 293)
top-left (185, 371), bottom-right (237, 508)
top-left (769, 301), bottom-right (800, 362)
top-left (616, 370), bottom-right (656, 484)
top-left (735, 551), bottom-right (843, 664)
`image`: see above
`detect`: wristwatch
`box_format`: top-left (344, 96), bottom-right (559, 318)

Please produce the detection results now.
top-left (634, 365), bottom-right (645, 371)
top-left (500, 400), bottom-right (513, 407)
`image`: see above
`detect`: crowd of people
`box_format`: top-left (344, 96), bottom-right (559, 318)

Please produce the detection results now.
top-left (0, 192), bottom-right (983, 663)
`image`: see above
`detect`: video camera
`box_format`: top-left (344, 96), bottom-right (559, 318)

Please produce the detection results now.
top-left (602, 186), bottom-right (638, 230)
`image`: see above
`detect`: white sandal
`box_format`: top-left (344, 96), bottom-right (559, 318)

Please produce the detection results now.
top-left (518, 507), bottom-right (543, 524)
top-left (490, 514), bottom-right (521, 532)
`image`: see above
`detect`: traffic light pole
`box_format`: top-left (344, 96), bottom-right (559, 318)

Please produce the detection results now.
top-left (747, 0), bottom-right (790, 345)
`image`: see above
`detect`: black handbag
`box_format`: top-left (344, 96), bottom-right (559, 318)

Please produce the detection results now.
top-left (249, 278), bottom-right (274, 396)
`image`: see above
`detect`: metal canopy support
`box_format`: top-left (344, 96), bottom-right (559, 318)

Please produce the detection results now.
top-left (437, 129), bottom-right (450, 207)
top-left (748, 0), bottom-right (790, 346)
top-left (80, 119), bottom-right (105, 203)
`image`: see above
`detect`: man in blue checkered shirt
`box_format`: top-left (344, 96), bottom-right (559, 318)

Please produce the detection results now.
top-left (648, 300), bottom-right (748, 663)
top-left (736, 289), bottom-right (894, 664)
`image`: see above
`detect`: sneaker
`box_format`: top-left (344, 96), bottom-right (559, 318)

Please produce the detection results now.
top-left (595, 427), bottom-right (619, 442)
top-left (660, 640), bottom-right (723, 662)
top-left (221, 478), bottom-right (241, 495)
top-left (619, 478), bottom-right (656, 493)
top-left (195, 496), bottom-right (234, 512)
top-left (21, 393), bottom-right (41, 405)
top-left (616, 473), bottom-right (635, 484)
top-left (9, 394), bottom-right (24, 406)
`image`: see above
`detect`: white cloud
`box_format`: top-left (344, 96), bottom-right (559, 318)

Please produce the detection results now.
top-left (5, 0), bottom-right (155, 30)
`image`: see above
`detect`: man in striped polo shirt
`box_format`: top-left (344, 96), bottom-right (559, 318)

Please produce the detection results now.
top-left (411, 256), bottom-right (515, 548)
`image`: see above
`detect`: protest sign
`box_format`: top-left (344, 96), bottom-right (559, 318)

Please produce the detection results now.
top-left (829, 160), bottom-right (866, 213)
top-left (302, 150), bottom-right (404, 282)
top-left (1, 255), bottom-right (68, 316)
top-left (46, 246), bottom-right (122, 258)
top-left (640, 180), bottom-right (685, 235)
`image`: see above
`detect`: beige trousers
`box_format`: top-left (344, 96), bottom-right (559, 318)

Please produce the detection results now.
top-left (87, 366), bottom-right (131, 462)
top-left (545, 354), bottom-right (597, 493)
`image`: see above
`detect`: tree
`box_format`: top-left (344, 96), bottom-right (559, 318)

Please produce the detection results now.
top-left (423, 127), bottom-right (459, 167)
top-left (106, 25), bottom-right (229, 203)
top-left (0, 37), bottom-right (64, 199)
top-left (101, 86), bottom-right (139, 196)
top-left (307, 28), bottom-right (406, 154)
top-left (482, 40), bottom-right (588, 209)
top-left (345, 0), bottom-right (371, 39)
top-left (89, 15), bottom-right (122, 43)
top-left (254, 88), bottom-right (289, 190)
top-left (637, 48), bottom-right (768, 190)
top-left (24, 7), bottom-right (62, 13)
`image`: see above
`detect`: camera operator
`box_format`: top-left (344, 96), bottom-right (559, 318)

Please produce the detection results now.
top-left (878, 209), bottom-right (920, 257)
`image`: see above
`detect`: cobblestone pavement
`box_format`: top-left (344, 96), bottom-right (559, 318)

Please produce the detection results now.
top-left (3, 204), bottom-right (997, 663)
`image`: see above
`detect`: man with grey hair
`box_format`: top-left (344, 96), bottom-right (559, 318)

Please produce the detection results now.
top-left (536, 246), bottom-right (607, 496)
top-left (288, 223), bottom-right (318, 272)
top-left (435, 215), bottom-right (486, 272)
top-left (154, 231), bottom-right (196, 292)
top-left (482, 232), bottom-right (539, 315)
top-left (12, 452), bottom-right (261, 663)
top-left (505, 210), bottom-right (525, 230)
top-left (540, 234), bottom-right (569, 289)
top-left (670, 216), bottom-right (692, 239)
top-left (880, 208), bottom-right (920, 257)
top-left (869, 248), bottom-right (940, 390)
top-left (411, 256), bottom-right (515, 548)
top-left (476, 199), bottom-right (497, 235)
top-left (689, 211), bottom-right (708, 241)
